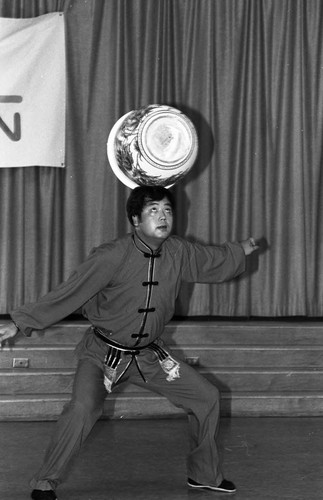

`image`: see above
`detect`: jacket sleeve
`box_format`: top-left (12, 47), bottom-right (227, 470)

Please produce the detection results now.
top-left (10, 244), bottom-right (122, 336)
top-left (178, 238), bottom-right (246, 283)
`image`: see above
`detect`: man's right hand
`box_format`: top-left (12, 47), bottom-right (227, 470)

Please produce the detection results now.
top-left (0, 322), bottom-right (19, 347)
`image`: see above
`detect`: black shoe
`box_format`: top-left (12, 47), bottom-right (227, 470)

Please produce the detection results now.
top-left (187, 478), bottom-right (236, 494)
top-left (31, 490), bottom-right (57, 500)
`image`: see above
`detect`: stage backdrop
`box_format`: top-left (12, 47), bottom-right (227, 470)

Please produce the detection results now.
top-left (0, 0), bottom-right (323, 317)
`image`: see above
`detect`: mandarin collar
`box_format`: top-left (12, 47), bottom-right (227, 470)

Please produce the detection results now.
top-left (132, 232), bottom-right (164, 257)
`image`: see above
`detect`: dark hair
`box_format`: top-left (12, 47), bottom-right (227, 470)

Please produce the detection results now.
top-left (126, 186), bottom-right (175, 226)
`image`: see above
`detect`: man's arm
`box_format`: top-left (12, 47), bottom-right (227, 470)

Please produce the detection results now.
top-left (178, 235), bottom-right (260, 284)
top-left (3, 240), bottom-right (125, 338)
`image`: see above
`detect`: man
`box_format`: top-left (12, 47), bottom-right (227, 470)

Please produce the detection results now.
top-left (0, 186), bottom-right (259, 500)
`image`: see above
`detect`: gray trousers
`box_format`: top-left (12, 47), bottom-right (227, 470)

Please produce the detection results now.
top-left (30, 341), bottom-right (223, 491)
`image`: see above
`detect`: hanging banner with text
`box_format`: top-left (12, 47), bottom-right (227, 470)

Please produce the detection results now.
top-left (0, 13), bottom-right (66, 168)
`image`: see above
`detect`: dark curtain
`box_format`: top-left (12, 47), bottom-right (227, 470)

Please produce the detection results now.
top-left (1, 0), bottom-right (323, 316)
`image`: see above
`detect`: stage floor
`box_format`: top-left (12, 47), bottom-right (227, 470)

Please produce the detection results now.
top-left (1, 417), bottom-right (322, 500)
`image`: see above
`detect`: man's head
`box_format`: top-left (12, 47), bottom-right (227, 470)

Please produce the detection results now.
top-left (126, 186), bottom-right (175, 225)
top-left (126, 186), bottom-right (175, 249)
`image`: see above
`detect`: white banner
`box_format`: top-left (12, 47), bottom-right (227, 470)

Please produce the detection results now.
top-left (0, 13), bottom-right (66, 168)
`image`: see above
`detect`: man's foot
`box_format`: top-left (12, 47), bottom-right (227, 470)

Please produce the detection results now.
top-left (187, 478), bottom-right (236, 494)
top-left (31, 490), bottom-right (57, 500)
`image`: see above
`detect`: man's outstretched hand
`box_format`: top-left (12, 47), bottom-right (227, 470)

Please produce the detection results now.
top-left (0, 322), bottom-right (18, 347)
top-left (240, 237), bottom-right (260, 256)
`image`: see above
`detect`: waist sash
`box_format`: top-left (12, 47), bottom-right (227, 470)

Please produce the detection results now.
top-left (93, 327), bottom-right (180, 392)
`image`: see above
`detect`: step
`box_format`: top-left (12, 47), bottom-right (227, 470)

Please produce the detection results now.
top-left (2, 345), bottom-right (323, 369)
top-left (168, 321), bottom-right (323, 344)
top-left (1, 367), bottom-right (323, 394)
top-left (1, 391), bottom-right (323, 420)
top-left (199, 368), bottom-right (323, 392)
top-left (223, 392), bottom-right (323, 417)
top-left (7, 319), bottom-right (323, 346)
top-left (0, 393), bottom-right (183, 421)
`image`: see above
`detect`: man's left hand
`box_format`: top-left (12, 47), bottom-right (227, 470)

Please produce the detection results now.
top-left (240, 237), bottom-right (260, 256)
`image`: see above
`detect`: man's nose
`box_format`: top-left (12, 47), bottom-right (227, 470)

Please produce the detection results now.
top-left (159, 210), bottom-right (166, 219)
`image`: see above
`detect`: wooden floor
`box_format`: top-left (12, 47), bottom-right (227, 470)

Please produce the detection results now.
top-left (1, 416), bottom-right (322, 500)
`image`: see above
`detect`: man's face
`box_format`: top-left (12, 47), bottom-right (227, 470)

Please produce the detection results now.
top-left (133, 197), bottom-right (174, 249)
